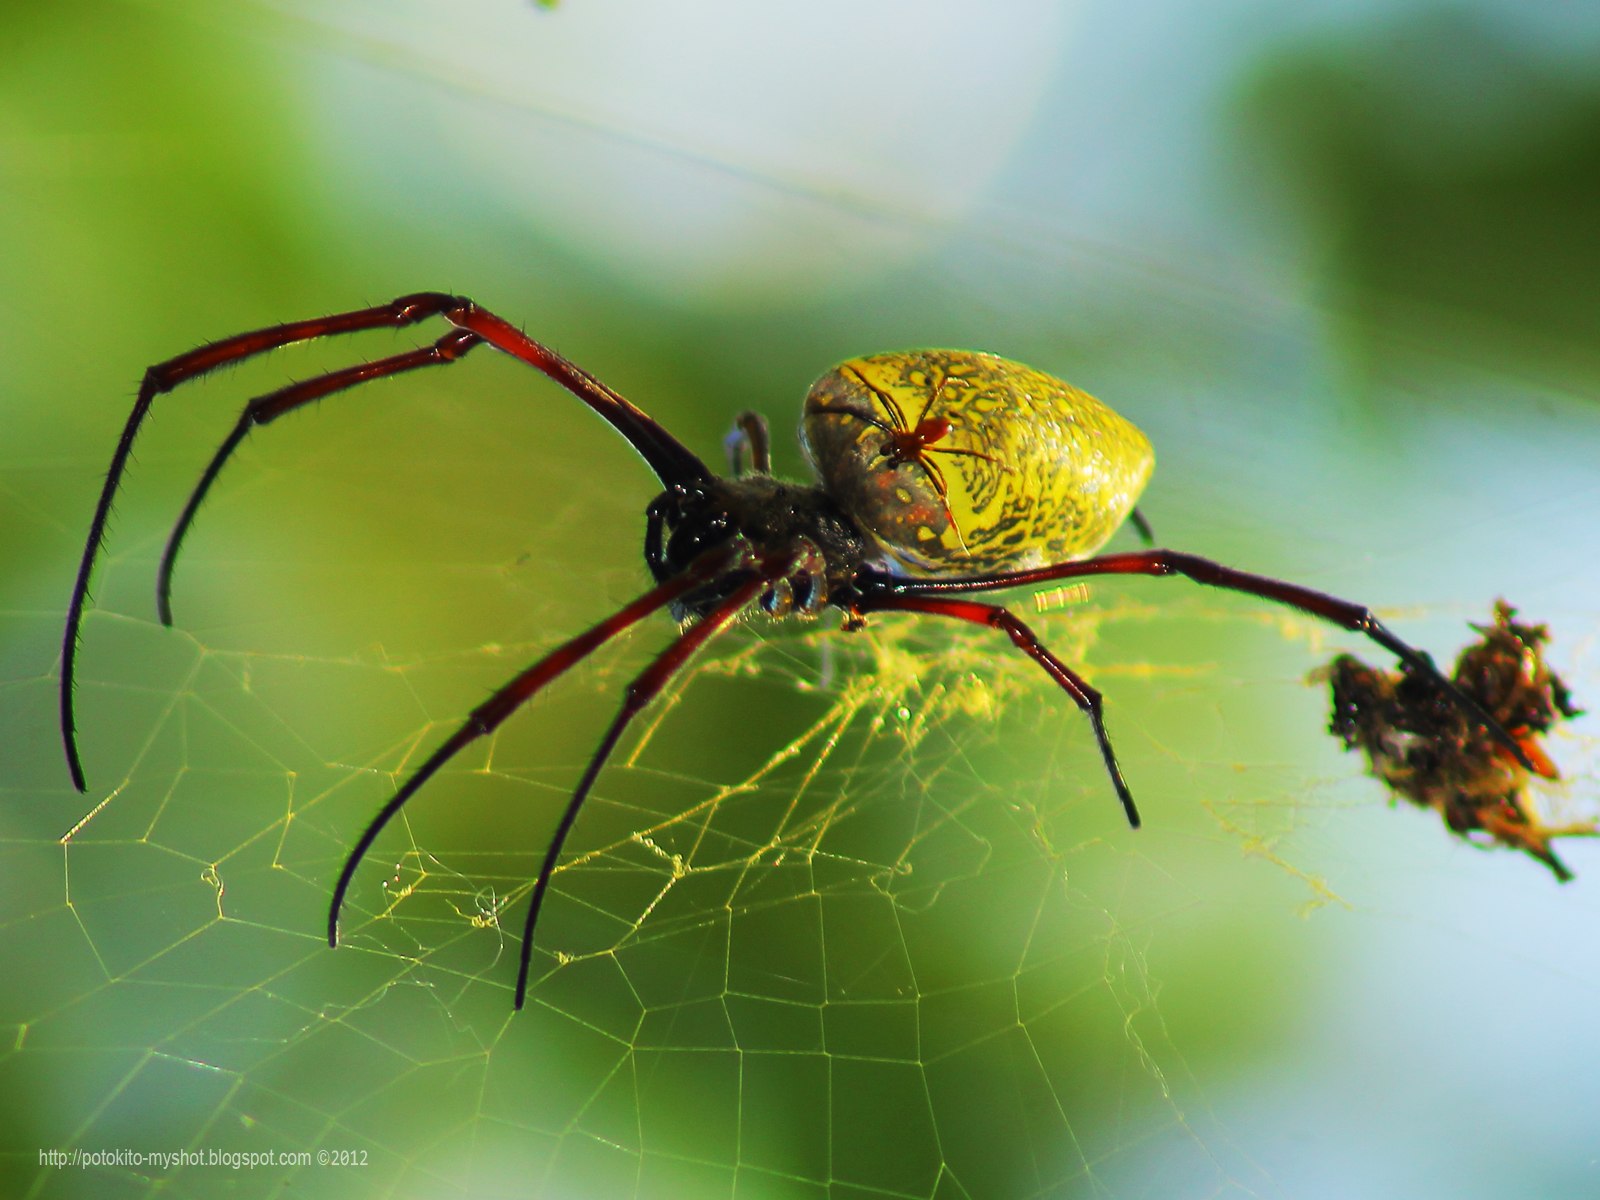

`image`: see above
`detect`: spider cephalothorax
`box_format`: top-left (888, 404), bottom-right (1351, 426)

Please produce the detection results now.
top-left (646, 474), bottom-right (872, 619)
top-left (60, 292), bottom-right (1532, 1009)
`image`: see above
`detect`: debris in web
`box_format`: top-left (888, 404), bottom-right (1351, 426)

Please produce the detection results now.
top-left (1322, 600), bottom-right (1591, 880)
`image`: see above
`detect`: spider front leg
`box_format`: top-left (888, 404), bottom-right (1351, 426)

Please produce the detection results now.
top-left (158, 328), bottom-right (484, 625)
top-left (853, 592), bottom-right (1139, 827)
top-left (61, 292), bottom-right (465, 790)
top-left (61, 293), bottom-right (715, 792)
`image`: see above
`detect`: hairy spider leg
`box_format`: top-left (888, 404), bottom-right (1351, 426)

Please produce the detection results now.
top-left (158, 328), bottom-right (484, 625)
top-left (61, 293), bottom-right (713, 792)
top-left (513, 555), bottom-right (792, 1008)
top-left (841, 363), bottom-right (909, 431)
top-left (911, 372), bottom-right (951, 428)
top-left (815, 366), bottom-right (955, 477)
top-left (809, 400), bottom-right (1008, 480)
top-left (854, 592), bottom-right (1138, 827)
top-left (857, 549), bottom-right (1536, 775)
top-left (327, 541), bottom-right (744, 952)
top-left (63, 294), bottom-right (457, 790)
top-left (724, 411), bottom-right (772, 476)
top-left (448, 303), bottom-right (712, 489)
top-left (810, 399), bottom-right (968, 552)
top-left (895, 372), bottom-right (1013, 474)
top-left (835, 364), bottom-right (1007, 472)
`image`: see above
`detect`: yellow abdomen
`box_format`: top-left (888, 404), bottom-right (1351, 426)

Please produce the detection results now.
top-left (801, 350), bottom-right (1154, 575)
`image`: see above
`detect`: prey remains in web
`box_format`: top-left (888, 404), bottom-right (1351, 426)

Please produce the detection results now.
top-left (58, 292), bottom-right (1535, 1008)
top-left (1326, 601), bottom-right (1591, 880)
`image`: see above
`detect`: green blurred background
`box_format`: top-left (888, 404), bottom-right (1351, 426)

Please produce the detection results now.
top-left (3, 1), bottom-right (1599, 1197)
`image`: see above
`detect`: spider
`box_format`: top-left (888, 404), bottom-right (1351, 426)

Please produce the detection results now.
top-left (59, 292), bottom-right (1530, 1009)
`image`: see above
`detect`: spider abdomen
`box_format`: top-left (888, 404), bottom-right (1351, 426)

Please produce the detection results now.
top-left (801, 350), bottom-right (1154, 575)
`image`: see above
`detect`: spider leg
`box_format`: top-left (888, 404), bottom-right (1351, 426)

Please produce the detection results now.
top-left (927, 444), bottom-right (1014, 473)
top-left (856, 549), bottom-right (1534, 772)
top-left (917, 452), bottom-right (950, 499)
top-left (854, 593), bottom-right (1138, 828)
top-left (158, 329), bottom-right (483, 625)
top-left (910, 454), bottom-right (975, 557)
top-left (444, 303), bottom-right (712, 489)
top-left (513, 558), bottom-right (787, 1008)
top-left (807, 403), bottom-right (897, 437)
top-left (910, 372), bottom-right (951, 429)
top-left (724, 411), bottom-right (771, 475)
top-left (842, 364), bottom-right (910, 431)
top-left (327, 541), bottom-right (744, 952)
top-left (1128, 508), bottom-right (1155, 546)
top-left (61, 293), bottom-right (460, 790)
top-left (814, 403), bottom-right (977, 555)
top-left (62, 293), bottom-right (712, 792)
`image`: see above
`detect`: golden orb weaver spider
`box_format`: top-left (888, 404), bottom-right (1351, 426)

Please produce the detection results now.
top-left (59, 293), bottom-right (1530, 1009)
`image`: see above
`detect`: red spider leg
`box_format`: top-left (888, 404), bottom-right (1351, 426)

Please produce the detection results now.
top-left (809, 407), bottom-right (1005, 479)
top-left (903, 452), bottom-right (974, 556)
top-left (62, 293), bottom-right (459, 790)
top-left (830, 366), bottom-right (1009, 475)
top-left (158, 329), bottom-right (483, 625)
top-left (902, 374), bottom-right (970, 469)
top-left (910, 372), bottom-right (950, 427)
top-left (842, 364), bottom-right (911, 431)
top-left (906, 375), bottom-right (1012, 476)
top-left (810, 400), bottom-right (976, 551)
top-left (816, 371), bottom-right (1007, 553)
top-left (857, 550), bottom-right (1536, 772)
top-left (854, 593), bottom-right (1139, 828)
top-left (917, 444), bottom-right (1014, 551)
top-left (442, 302), bottom-right (711, 489)
top-left (513, 557), bottom-right (789, 1008)
top-left (61, 293), bottom-right (712, 792)
top-left (923, 443), bottom-right (1012, 477)
top-left (902, 371), bottom-right (1015, 477)
top-left (327, 541), bottom-right (744, 952)
top-left (850, 365), bottom-right (985, 465)
top-left (808, 403), bottom-right (897, 436)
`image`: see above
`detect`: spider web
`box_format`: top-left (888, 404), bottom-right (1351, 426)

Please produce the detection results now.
top-left (6, 2), bottom-right (1600, 1198)
top-left (7, 444), bottom-right (1297, 1198)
